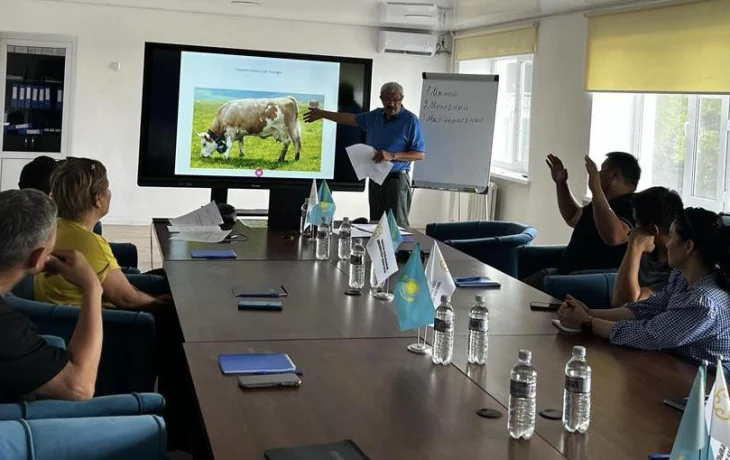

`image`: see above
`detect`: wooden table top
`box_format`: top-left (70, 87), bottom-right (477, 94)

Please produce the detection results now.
top-left (154, 221), bottom-right (319, 261)
top-left (184, 339), bottom-right (566, 460)
top-left (165, 260), bottom-right (414, 343)
top-left (449, 334), bottom-right (695, 459)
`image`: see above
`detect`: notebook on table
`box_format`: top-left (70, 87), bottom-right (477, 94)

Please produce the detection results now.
top-left (190, 249), bottom-right (237, 259)
top-left (264, 440), bottom-right (370, 460)
top-left (218, 353), bottom-right (296, 375)
top-left (453, 276), bottom-right (501, 289)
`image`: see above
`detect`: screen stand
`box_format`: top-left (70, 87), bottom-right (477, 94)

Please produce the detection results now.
top-left (210, 187), bottom-right (228, 205)
top-left (268, 186), bottom-right (309, 230)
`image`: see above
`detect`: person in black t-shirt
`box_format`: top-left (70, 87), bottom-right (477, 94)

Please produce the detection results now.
top-left (0, 189), bottom-right (103, 403)
top-left (523, 152), bottom-right (642, 291)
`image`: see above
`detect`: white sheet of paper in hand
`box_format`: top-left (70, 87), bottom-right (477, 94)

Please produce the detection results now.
top-left (346, 143), bottom-right (393, 185)
top-left (169, 201), bottom-right (223, 227)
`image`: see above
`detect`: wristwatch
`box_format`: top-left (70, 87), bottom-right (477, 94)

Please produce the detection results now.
top-left (580, 317), bottom-right (593, 333)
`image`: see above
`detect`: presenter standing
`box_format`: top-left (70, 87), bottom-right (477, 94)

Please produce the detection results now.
top-left (304, 82), bottom-right (426, 227)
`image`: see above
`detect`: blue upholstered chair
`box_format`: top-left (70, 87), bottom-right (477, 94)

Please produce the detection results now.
top-left (4, 295), bottom-right (157, 396)
top-left (425, 221), bottom-right (537, 278)
top-left (517, 244), bottom-right (619, 306)
top-left (0, 416), bottom-right (166, 459)
top-left (0, 393), bottom-right (165, 421)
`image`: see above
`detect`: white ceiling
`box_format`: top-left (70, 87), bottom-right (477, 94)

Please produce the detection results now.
top-left (46, 0), bottom-right (655, 31)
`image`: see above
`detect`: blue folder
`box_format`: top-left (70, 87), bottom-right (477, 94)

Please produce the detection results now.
top-left (190, 249), bottom-right (237, 259)
top-left (218, 353), bottom-right (296, 375)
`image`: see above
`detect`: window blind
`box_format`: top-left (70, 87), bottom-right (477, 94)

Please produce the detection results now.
top-left (454, 24), bottom-right (537, 61)
top-left (586, 0), bottom-right (730, 93)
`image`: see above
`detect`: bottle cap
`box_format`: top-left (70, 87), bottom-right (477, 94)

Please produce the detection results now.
top-left (440, 295), bottom-right (450, 303)
top-left (572, 346), bottom-right (586, 358)
top-left (518, 349), bottom-right (531, 362)
top-left (343, 217), bottom-right (350, 222)
top-left (475, 295), bottom-right (484, 303)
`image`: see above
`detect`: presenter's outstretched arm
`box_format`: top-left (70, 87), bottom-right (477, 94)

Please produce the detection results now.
top-left (303, 108), bottom-right (357, 127)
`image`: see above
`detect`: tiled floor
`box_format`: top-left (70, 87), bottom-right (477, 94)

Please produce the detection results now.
top-left (103, 224), bottom-right (162, 272)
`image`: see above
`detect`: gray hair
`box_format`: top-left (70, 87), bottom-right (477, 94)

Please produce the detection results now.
top-left (380, 82), bottom-right (404, 96)
top-left (0, 189), bottom-right (57, 270)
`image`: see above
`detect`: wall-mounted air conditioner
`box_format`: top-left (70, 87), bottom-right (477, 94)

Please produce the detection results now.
top-left (378, 30), bottom-right (438, 57)
top-left (380, 2), bottom-right (439, 30)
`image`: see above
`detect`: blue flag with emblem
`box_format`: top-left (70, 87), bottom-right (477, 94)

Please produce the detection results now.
top-left (670, 363), bottom-right (708, 460)
top-left (387, 209), bottom-right (403, 248)
top-left (309, 180), bottom-right (336, 225)
top-left (394, 242), bottom-right (434, 331)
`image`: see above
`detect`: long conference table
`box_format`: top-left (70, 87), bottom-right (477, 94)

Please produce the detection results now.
top-left (154, 220), bottom-right (696, 460)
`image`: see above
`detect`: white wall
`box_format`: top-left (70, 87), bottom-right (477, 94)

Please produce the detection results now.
top-left (493, 13), bottom-right (593, 244)
top-left (0, 0), bottom-right (450, 226)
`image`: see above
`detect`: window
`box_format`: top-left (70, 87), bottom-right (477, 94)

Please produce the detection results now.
top-left (590, 93), bottom-right (730, 212)
top-left (457, 54), bottom-right (533, 177)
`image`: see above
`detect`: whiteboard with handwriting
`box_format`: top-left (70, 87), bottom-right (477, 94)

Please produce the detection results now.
top-left (413, 73), bottom-right (499, 193)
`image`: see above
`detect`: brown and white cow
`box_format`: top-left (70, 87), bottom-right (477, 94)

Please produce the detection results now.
top-left (197, 96), bottom-right (302, 162)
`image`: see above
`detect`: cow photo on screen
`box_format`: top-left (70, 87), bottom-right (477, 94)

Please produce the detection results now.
top-left (190, 89), bottom-right (325, 173)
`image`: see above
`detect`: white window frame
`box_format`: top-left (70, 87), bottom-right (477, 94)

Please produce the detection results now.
top-left (456, 54), bottom-right (533, 179)
top-left (590, 93), bottom-right (730, 212)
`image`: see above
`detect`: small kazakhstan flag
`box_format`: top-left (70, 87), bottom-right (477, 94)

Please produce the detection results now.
top-left (309, 180), bottom-right (336, 225)
top-left (394, 242), bottom-right (434, 331)
top-left (387, 209), bottom-right (403, 248)
top-left (670, 363), bottom-right (708, 460)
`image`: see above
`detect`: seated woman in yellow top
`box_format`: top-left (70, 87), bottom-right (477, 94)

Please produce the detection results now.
top-left (34, 158), bottom-right (168, 310)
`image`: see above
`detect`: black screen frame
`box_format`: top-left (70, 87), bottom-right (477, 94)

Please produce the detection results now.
top-left (137, 42), bottom-right (372, 192)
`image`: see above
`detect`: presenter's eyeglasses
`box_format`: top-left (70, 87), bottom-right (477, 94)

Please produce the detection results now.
top-left (380, 95), bottom-right (403, 104)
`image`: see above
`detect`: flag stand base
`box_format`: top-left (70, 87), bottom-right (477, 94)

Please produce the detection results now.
top-left (407, 343), bottom-right (431, 355)
top-left (373, 292), bottom-right (394, 302)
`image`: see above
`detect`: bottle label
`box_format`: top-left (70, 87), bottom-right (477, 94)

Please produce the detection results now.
top-left (433, 318), bottom-right (453, 333)
top-left (565, 376), bottom-right (591, 394)
top-left (349, 254), bottom-right (362, 265)
top-left (510, 380), bottom-right (536, 398)
top-left (468, 318), bottom-right (488, 332)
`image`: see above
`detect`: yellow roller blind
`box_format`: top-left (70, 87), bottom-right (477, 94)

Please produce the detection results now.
top-left (586, 0), bottom-right (730, 93)
top-left (455, 25), bottom-right (537, 61)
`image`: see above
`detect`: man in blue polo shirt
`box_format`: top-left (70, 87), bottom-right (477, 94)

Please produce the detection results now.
top-left (304, 82), bottom-right (426, 226)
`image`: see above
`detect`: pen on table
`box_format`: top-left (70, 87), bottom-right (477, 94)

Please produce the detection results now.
top-left (280, 285), bottom-right (289, 297)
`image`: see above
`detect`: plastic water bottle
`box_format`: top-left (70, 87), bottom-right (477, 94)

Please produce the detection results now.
top-left (316, 218), bottom-right (330, 260)
top-left (299, 201), bottom-right (308, 236)
top-left (348, 240), bottom-right (366, 289)
top-left (338, 218), bottom-right (352, 260)
top-left (563, 346), bottom-right (591, 433)
top-left (508, 349), bottom-right (537, 440)
top-left (467, 295), bottom-right (489, 365)
top-left (432, 295), bottom-right (455, 365)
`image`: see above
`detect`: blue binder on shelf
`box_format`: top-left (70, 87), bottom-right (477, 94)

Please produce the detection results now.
top-left (218, 353), bottom-right (296, 375)
top-left (56, 89), bottom-right (63, 111)
top-left (31, 87), bottom-right (39, 109)
top-left (10, 85), bottom-right (18, 108)
top-left (44, 87), bottom-right (51, 109)
top-left (38, 86), bottom-right (45, 109)
top-left (25, 86), bottom-right (32, 109)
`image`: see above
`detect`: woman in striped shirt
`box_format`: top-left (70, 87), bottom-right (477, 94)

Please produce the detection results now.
top-left (558, 207), bottom-right (730, 364)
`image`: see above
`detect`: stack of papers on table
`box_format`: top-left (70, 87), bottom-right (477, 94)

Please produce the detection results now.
top-left (168, 202), bottom-right (231, 242)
